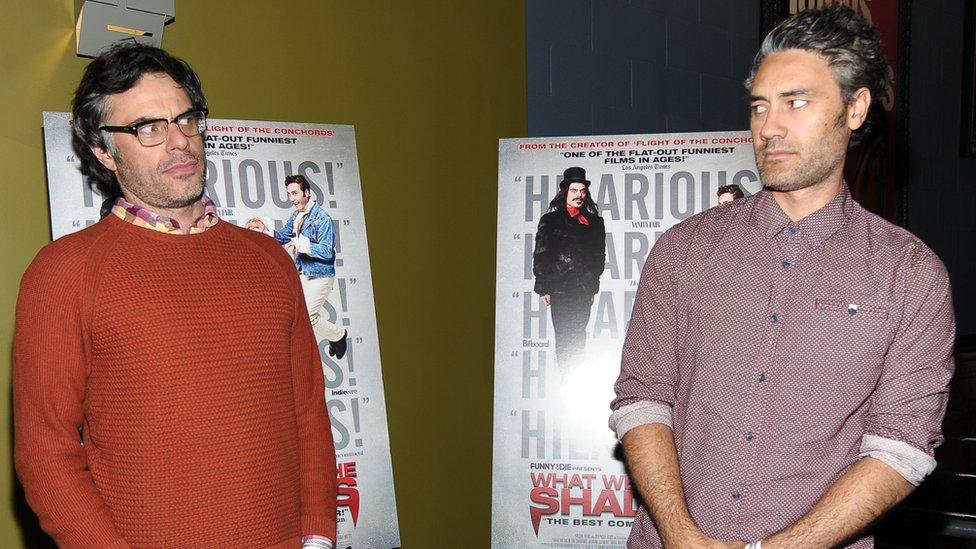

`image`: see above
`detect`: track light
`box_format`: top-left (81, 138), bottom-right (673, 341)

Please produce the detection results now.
top-left (75, 0), bottom-right (175, 58)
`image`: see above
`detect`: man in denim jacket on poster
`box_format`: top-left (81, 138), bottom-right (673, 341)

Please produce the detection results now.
top-left (249, 174), bottom-right (349, 359)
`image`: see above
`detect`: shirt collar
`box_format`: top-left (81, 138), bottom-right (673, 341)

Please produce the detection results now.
top-left (112, 195), bottom-right (220, 235)
top-left (751, 185), bottom-right (854, 247)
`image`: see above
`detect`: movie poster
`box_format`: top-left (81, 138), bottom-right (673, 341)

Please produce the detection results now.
top-left (491, 132), bottom-right (761, 548)
top-left (42, 112), bottom-right (400, 549)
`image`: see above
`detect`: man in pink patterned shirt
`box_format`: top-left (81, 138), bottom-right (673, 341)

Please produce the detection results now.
top-left (610, 6), bottom-right (955, 548)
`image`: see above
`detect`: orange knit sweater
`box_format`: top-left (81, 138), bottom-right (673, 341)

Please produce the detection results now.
top-left (14, 214), bottom-right (337, 548)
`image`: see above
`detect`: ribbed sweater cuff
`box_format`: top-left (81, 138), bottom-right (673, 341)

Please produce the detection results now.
top-left (302, 513), bottom-right (337, 541)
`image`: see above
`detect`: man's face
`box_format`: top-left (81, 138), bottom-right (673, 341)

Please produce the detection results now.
top-left (566, 182), bottom-right (588, 209)
top-left (93, 73), bottom-right (205, 210)
top-left (749, 49), bottom-right (866, 193)
top-left (287, 183), bottom-right (311, 210)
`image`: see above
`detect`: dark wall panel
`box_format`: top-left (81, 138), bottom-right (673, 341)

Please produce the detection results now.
top-left (526, 0), bottom-right (760, 137)
top-left (908, 0), bottom-right (976, 336)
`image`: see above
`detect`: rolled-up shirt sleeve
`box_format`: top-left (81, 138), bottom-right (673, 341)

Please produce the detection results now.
top-left (861, 246), bottom-right (955, 484)
top-left (610, 400), bottom-right (674, 440)
top-left (859, 434), bottom-right (935, 486)
top-left (610, 224), bottom-right (691, 439)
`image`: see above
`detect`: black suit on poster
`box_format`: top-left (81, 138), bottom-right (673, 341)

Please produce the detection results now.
top-left (532, 208), bottom-right (606, 370)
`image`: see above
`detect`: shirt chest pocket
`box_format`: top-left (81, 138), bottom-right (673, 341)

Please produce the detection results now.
top-left (805, 297), bottom-right (895, 362)
top-left (771, 297), bottom-right (894, 438)
top-left (815, 298), bottom-right (890, 319)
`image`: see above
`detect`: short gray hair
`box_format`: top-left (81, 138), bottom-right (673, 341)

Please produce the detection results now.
top-left (744, 4), bottom-right (890, 146)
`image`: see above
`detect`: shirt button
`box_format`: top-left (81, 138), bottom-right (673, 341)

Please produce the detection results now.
top-left (781, 259), bottom-right (792, 269)
top-left (731, 490), bottom-right (742, 501)
top-left (745, 432), bottom-right (755, 442)
top-left (757, 372), bottom-right (767, 382)
top-left (769, 313), bottom-right (779, 324)
top-left (787, 225), bottom-right (797, 235)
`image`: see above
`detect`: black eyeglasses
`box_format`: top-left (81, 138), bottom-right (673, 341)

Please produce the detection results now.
top-left (99, 108), bottom-right (208, 147)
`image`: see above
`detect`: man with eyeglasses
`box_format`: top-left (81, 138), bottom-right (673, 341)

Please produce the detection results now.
top-left (14, 43), bottom-right (337, 549)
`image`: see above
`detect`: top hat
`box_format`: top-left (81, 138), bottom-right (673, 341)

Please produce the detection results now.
top-left (559, 166), bottom-right (590, 190)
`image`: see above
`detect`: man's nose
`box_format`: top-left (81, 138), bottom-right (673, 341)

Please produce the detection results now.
top-left (165, 122), bottom-right (190, 151)
top-left (758, 106), bottom-right (787, 142)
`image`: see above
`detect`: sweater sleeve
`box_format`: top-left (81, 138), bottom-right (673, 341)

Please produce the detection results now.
top-left (13, 244), bottom-right (131, 549)
top-left (287, 265), bottom-right (339, 539)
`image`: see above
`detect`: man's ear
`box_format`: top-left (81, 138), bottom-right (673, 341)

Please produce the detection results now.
top-left (847, 87), bottom-right (871, 131)
top-left (91, 145), bottom-right (118, 172)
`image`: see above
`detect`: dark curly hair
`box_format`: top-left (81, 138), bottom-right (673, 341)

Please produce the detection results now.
top-left (744, 4), bottom-right (890, 147)
top-left (72, 41), bottom-right (207, 197)
top-left (284, 174), bottom-right (311, 193)
top-left (717, 184), bottom-right (744, 199)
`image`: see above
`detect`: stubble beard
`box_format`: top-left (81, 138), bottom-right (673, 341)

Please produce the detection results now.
top-left (114, 149), bottom-right (205, 209)
top-left (756, 111), bottom-right (849, 193)
top-left (757, 141), bottom-right (845, 193)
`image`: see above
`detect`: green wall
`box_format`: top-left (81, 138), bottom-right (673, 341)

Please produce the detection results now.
top-left (0, 1), bottom-right (525, 546)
